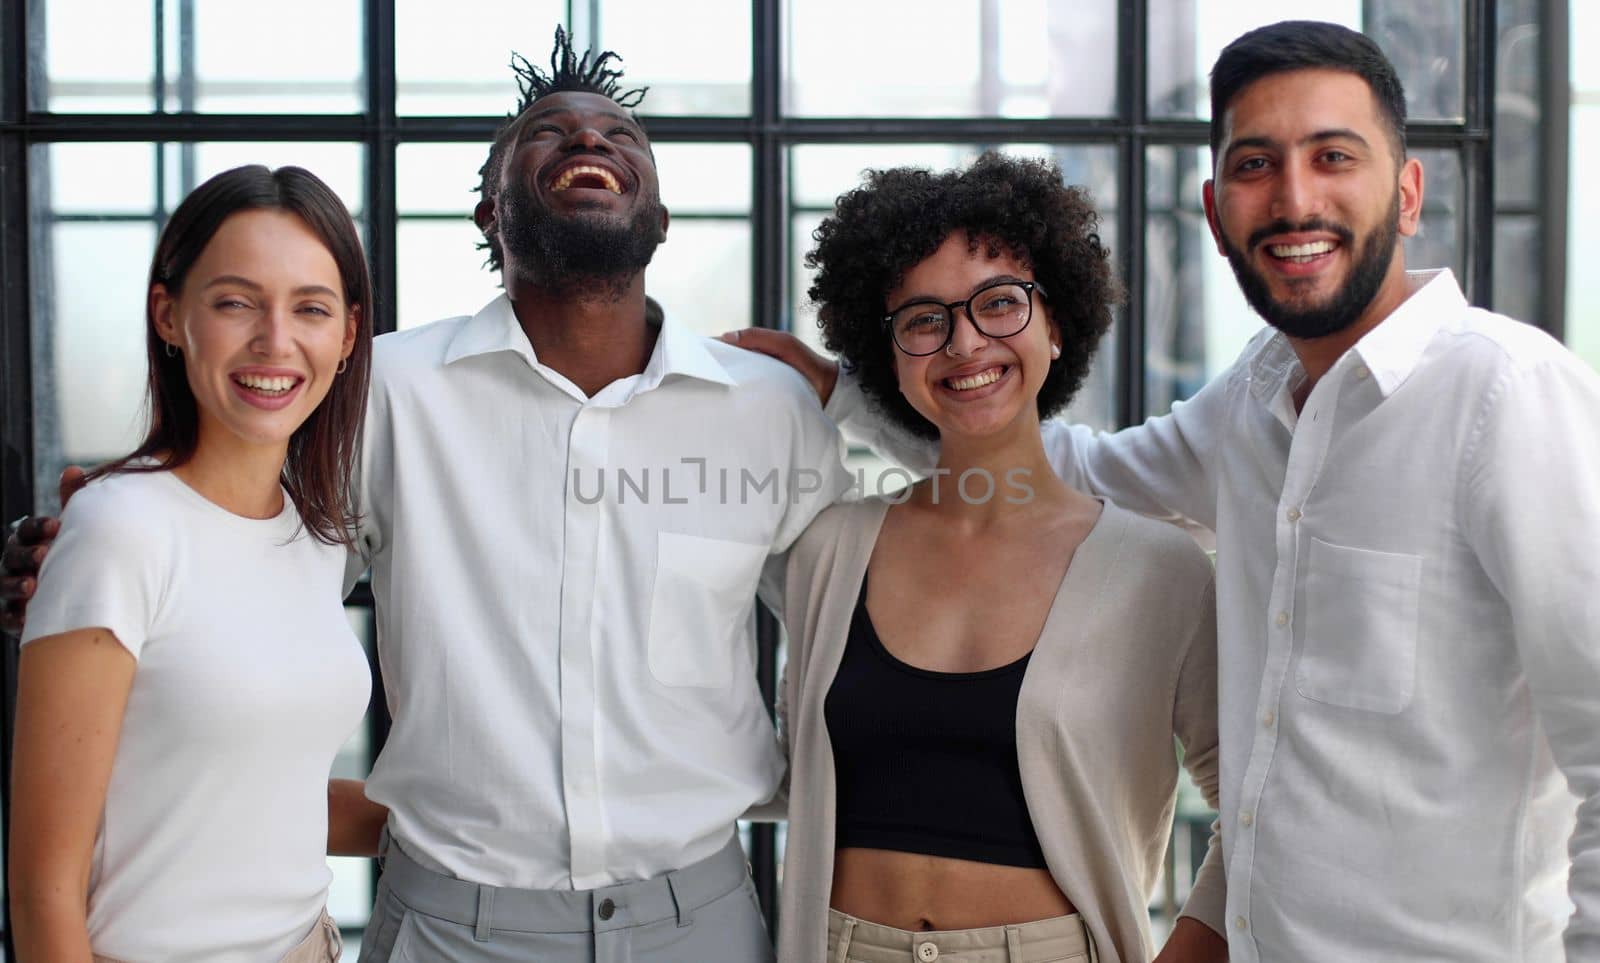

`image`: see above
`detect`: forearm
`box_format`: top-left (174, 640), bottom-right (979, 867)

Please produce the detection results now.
top-left (327, 778), bottom-right (389, 857)
top-left (1153, 916), bottom-right (1228, 963)
top-left (9, 889), bottom-right (95, 963)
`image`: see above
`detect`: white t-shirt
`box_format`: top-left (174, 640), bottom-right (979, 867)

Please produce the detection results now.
top-left (21, 469), bottom-right (370, 963)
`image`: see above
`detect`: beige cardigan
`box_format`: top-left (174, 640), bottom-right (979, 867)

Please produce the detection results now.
top-left (776, 497), bottom-right (1227, 963)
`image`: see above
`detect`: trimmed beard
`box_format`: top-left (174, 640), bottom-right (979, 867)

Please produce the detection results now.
top-left (1220, 191), bottom-right (1400, 340)
top-left (497, 179), bottom-right (666, 300)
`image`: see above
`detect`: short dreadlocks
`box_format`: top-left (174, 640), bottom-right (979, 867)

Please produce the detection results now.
top-left (476, 26), bottom-right (650, 272)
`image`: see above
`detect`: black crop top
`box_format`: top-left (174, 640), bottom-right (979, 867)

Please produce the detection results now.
top-left (823, 577), bottom-right (1048, 869)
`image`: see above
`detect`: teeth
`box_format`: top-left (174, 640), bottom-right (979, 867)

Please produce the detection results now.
top-left (1268, 240), bottom-right (1336, 260)
top-left (234, 374), bottom-right (299, 394)
top-left (551, 165), bottom-right (623, 194)
top-left (946, 368), bottom-right (1003, 391)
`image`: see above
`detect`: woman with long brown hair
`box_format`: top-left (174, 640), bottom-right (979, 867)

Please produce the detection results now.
top-left (8, 164), bottom-right (373, 963)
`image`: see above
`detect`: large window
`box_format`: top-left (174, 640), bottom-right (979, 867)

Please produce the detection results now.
top-left (0, 1), bottom-right (1570, 956)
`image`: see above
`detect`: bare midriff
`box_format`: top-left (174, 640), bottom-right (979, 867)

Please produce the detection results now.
top-left (830, 848), bottom-right (1076, 931)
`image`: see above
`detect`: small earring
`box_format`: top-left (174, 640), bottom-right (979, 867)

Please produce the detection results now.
top-left (165, 342), bottom-right (178, 358)
top-left (336, 358), bottom-right (348, 375)
top-left (1050, 344), bottom-right (1061, 359)
top-left (945, 341), bottom-right (960, 358)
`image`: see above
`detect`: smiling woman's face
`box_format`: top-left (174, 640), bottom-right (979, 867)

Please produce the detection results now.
top-left (152, 208), bottom-right (356, 459)
top-left (887, 231), bottom-right (1060, 444)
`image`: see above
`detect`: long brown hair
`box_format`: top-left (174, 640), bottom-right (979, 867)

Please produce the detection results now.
top-left (88, 164), bottom-right (374, 546)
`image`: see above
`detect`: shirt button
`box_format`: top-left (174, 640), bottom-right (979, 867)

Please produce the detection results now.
top-left (1262, 710), bottom-right (1276, 727)
top-left (917, 941), bottom-right (940, 962)
top-left (1286, 507), bottom-right (1302, 522)
top-left (1235, 916), bottom-right (1249, 931)
top-left (597, 898), bottom-right (616, 921)
top-left (1275, 611), bottom-right (1289, 628)
top-left (1240, 811), bottom-right (1254, 828)
top-left (1355, 365), bottom-right (1371, 380)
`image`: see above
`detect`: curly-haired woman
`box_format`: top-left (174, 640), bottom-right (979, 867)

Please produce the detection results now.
top-left (761, 153), bottom-right (1228, 963)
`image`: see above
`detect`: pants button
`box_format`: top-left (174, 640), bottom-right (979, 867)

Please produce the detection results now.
top-left (916, 941), bottom-right (940, 961)
top-left (597, 897), bottom-right (616, 921)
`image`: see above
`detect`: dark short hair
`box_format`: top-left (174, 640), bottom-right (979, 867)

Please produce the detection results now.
top-left (475, 26), bottom-right (649, 273)
top-left (1209, 20), bottom-right (1408, 160)
top-left (807, 151), bottom-right (1121, 441)
top-left (90, 165), bottom-right (373, 547)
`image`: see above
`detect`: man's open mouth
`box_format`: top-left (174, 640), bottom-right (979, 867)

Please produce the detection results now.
top-left (550, 164), bottom-right (624, 194)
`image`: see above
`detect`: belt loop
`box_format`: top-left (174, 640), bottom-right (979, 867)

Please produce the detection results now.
top-left (832, 917), bottom-right (856, 963)
top-left (1005, 924), bottom-right (1024, 962)
top-left (473, 884), bottom-right (495, 942)
top-left (666, 870), bottom-right (693, 928)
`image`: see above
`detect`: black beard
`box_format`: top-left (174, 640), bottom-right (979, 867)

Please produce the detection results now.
top-left (1220, 194), bottom-right (1399, 340)
top-left (497, 178), bottom-right (665, 299)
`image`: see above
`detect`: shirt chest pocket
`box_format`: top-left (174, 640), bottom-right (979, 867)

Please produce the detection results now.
top-left (1294, 537), bottom-right (1422, 714)
top-left (647, 532), bottom-right (769, 688)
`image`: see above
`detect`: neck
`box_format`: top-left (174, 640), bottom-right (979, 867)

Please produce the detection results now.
top-left (504, 268), bottom-right (656, 397)
top-left (920, 416), bottom-right (1073, 526)
top-left (171, 428), bottom-right (288, 520)
top-left (1288, 257), bottom-right (1416, 408)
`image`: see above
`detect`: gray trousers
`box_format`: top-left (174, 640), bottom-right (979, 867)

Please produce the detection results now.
top-left (357, 833), bottom-right (774, 963)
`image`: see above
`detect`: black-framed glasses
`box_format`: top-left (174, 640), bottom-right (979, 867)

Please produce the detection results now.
top-left (882, 280), bottom-right (1047, 357)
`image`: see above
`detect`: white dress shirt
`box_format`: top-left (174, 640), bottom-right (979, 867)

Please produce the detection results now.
top-left (351, 295), bottom-right (850, 890)
top-left (831, 270), bottom-right (1600, 961)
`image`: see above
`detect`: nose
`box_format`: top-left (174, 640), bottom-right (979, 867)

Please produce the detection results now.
top-left (251, 308), bottom-right (294, 358)
top-left (1269, 156), bottom-right (1320, 223)
top-left (563, 124), bottom-right (613, 153)
top-left (945, 311), bottom-right (990, 358)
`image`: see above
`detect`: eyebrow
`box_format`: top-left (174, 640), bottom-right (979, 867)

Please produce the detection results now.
top-left (1223, 127), bottom-right (1372, 160)
top-left (890, 274), bottom-right (1030, 309)
top-left (202, 275), bottom-right (340, 299)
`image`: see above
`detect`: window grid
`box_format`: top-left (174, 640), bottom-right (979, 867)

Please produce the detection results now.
top-left (0, 0), bottom-right (1566, 954)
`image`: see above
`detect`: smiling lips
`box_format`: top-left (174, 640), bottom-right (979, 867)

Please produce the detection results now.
top-left (550, 164), bottom-right (624, 194)
top-left (944, 366), bottom-right (1006, 391)
top-left (1266, 239), bottom-right (1338, 264)
top-left (231, 371), bottom-right (306, 411)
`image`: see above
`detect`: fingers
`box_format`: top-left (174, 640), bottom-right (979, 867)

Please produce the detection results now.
top-left (717, 327), bottom-right (796, 360)
top-left (59, 465), bottom-right (87, 507)
top-left (3, 538), bottom-right (46, 575)
top-left (10, 515), bottom-right (58, 549)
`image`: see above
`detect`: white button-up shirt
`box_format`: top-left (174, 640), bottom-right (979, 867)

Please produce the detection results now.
top-left (832, 270), bottom-right (1600, 960)
top-left (351, 295), bottom-right (849, 890)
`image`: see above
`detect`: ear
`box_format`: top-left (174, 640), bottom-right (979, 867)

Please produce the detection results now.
top-left (1395, 156), bottom-right (1424, 238)
top-left (150, 283), bottom-right (180, 349)
top-left (1202, 179), bottom-right (1228, 257)
top-left (342, 303), bottom-right (361, 359)
top-left (473, 195), bottom-right (498, 239)
top-left (657, 204), bottom-right (671, 243)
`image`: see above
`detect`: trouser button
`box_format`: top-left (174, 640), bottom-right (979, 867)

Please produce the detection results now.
top-left (597, 897), bottom-right (616, 921)
top-left (916, 941), bottom-right (940, 961)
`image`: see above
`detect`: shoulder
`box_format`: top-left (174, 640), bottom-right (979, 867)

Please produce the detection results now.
top-left (60, 472), bottom-right (178, 542)
top-left (789, 499), bottom-right (881, 569)
top-left (1441, 309), bottom-right (1593, 379)
top-left (371, 315), bottom-right (474, 384)
top-left (1098, 503), bottom-right (1214, 590)
top-left (705, 337), bottom-right (820, 405)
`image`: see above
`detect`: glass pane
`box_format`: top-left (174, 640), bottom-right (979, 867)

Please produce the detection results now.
top-left (1492, 215), bottom-right (1538, 324)
top-left (328, 607), bottom-right (376, 933)
top-left (1143, 144), bottom-right (1462, 417)
top-left (38, 0), bottom-right (361, 113)
top-left (396, 219), bottom-right (504, 330)
top-left (785, 0), bottom-right (1117, 118)
top-left (647, 220), bottom-right (751, 336)
top-left (30, 143), bottom-right (365, 509)
top-left (396, 0), bottom-right (568, 116)
top-left (655, 143), bottom-right (752, 215)
top-left (790, 144), bottom-right (1119, 432)
top-left (1148, 0), bottom-right (1463, 122)
top-left (1569, 88), bottom-right (1600, 371)
top-left (1494, 0), bottom-right (1542, 209)
top-left (598, 0), bottom-right (750, 115)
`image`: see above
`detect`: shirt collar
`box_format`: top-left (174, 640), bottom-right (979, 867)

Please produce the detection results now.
top-left (1247, 268), bottom-right (1464, 404)
top-left (1349, 268), bottom-right (1463, 397)
top-left (442, 293), bottom-right (737, 389)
